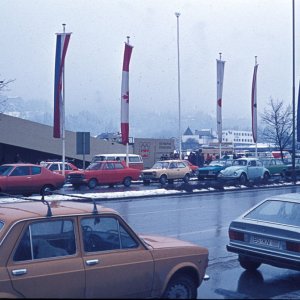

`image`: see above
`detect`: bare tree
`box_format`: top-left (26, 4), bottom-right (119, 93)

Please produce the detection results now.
top-left (261, 98), bottom-right (293, 159)
top-left (0, 78), bottom-right (15, 113)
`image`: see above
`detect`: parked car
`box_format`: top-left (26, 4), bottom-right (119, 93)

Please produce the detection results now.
top-left (218, 158), bottom-right (270, 185)
top-left (91, 153), bottom-right (144, 170)
top-left (67, 160), bottom-right (141, 189)
top-left (184, 160), bottom-right (199, 176)
top-left (284, 158), bottom-right (300, 179)
top-left (0, 163), bottom-right (65, 196)
top-left (0, 199), bottom-right (209, 298)
top-left (227, 193), bottom-right (300, 272)
top-left (197, 159), bottom-right (233, 180)
top-left (141, 160), bottom-right (192, 185)
top-left (40, 161), bottom-right (79, 176)
top-left (259, 158), bottom-right (288, 177)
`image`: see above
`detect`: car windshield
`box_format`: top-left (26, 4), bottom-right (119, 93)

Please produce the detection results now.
top-left (152, 162), bottom-right (169, 169)
top-left (0, 165), bottom-right (14, 176)
top-left (87, 163), bottom-right (103, 170)
top-left (232, 160), bottom-right (247, 166)
top-left (244, 200), bottom-right (300, 226)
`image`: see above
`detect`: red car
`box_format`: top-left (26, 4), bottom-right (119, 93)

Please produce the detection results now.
top-left (67, 160), bottom-right (141, 189)
top-left (0, 163), bottom-right (65, 196)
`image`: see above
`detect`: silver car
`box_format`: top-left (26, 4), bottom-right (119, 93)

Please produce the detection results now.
top-left (227, 193), bottom-right (300, 271)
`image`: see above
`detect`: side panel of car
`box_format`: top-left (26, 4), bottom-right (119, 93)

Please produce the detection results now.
top-left (5, 218), bottom-right (86, 298)
top-left (79, 215), bottom-right (154, 298)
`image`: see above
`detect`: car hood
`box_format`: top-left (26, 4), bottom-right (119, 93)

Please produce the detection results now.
top-left (139, 234), bottom-right (196, 249)
top-left (220, 166), bottom-right (246, 175)
top-left (199, 165), bottom-right (222, 171)
top-left (142, 168), bottom-right (163, 173)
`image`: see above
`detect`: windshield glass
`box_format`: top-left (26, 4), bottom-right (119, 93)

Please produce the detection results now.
top-left (245, 200), bottom-right (300, 226)
top-left (210, 160), bottom-right (226, 166)
top-left (152, 162), bottom-right (169, 169)
top-left (87, 163), bottom-right (103, 170)
top-left (0, 165), bottom-right (14, 176)
top-left (232, 160), bottom-right (247, 166)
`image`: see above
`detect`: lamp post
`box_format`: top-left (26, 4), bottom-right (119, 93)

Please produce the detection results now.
top-left (175, 12), bottom-right (182, 159)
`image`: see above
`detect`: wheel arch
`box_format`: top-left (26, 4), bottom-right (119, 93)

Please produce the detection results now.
top-left (160, 265), bottom-right (200, 297)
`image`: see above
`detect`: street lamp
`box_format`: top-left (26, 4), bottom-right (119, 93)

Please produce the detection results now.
top-left (175, 12), bottom-right (182, 159)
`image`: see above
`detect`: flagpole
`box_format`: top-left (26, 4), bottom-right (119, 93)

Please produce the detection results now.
top-left (175, 12), bottom-right (182, 159)
top-left (218, 52), bottom-right (222, 159)
top-left (126, 36), bottom-right (130, 167)
top-left (255, 56), bottom-right (258, 158)
top-left (62, 23), bottom-right (66, 177)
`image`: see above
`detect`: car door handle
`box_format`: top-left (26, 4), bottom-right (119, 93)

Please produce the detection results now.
top-left (12, 268), bottom-right (27, 276)
top-left (86, 259), bottom-right (99, 266)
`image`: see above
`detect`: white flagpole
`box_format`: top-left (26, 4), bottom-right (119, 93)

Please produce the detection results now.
top-left (62, 23), bottom-right (66, 177)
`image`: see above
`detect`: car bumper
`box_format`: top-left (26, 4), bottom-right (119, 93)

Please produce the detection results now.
top-left (227, 243), bottom-right (300, 271)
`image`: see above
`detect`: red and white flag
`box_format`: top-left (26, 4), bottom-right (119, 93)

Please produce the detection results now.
top-left (53, 32), bottom-right (71, 138)
top-left (217, 59), bottom-right (225, 143)
top-left (251, 63), bottom-right (258, 143)
top-left (121, 42), bottom-right (133, 145)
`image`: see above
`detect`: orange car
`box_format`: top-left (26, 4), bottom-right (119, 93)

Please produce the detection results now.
top-left (0, 199), bottom-right (209, 298)
top-left (0, 163), bottom-right (65, 196)
top-left (67, 160), bottom-right (141, 189)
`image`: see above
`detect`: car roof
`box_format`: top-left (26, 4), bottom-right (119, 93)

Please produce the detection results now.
top-left (264, 193), bottom-right (300, 203)
top-left (157, 160), bottom-right (186, 163)
top-left (0, 200), bottom-right (118, 225)
top-left (2, 163), bottom-right (40, 167)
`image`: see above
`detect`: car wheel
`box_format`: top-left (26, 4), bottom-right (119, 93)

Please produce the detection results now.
top-left (239, 173), bottom-right (247, 185)
top-left (183, 173), bottom-right (190, 183)
top-left (88, 179), bottom-right (98, 189)
top-left (123, 177), bottom-right (132, 187)
top-left (159, 175), bottom-right (167, 186)
top-left (162, 274), bottom-right (197, 299)
top-left (239, 255), bottom-right (261, 271)
top-left (263, 172), bottom-right (270, 183)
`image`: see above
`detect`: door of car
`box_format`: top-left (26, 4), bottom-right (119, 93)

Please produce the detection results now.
top-left (80, 215), bottom-right (154, 298)
top-left (247, 160), bottom-right (259, 179)
top-left (6, 218), bottom-right (85, 298)
top-left (168, 162), bottom-right (179, 179)
top-left (5, 166), bottom-right (32, 193)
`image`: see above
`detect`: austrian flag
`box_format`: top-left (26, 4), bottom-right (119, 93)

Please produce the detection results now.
top-left (121, 42), bottom-right (133, 145)
top-left (53, 32), bottom-right (71, 138)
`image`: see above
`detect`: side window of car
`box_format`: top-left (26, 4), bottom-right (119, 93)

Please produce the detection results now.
top-left (10, 166), bottom-right (30, 176)
top-left (81, 216), bottom-right (138, 253)
top-left (114, 162), bottom-right (124, 169)
top-left (65, 164), bottom-right (71, 170)
top-left (31, 166), bottom-right (41, 175)
top-left (13, 219), bottom-right (76, 262)
top-left (49, 164), bottom-right (59, 171)
top-left (177, 162), bottom-right (186, 168)
top-left (169, 163), bottom-right (177, 169)
top-left (106, 163), bottom-right (115, 170)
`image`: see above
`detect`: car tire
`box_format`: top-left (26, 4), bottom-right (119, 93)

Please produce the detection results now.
top-left (162, 274), bottom-right (197, 299)
top-left (239, 255), bottom-right (261, 271)
top-left (263, 172), bottom-right (270, 183)
top-left (159, 175), bottom-right (167, 186)
top-left (183, 173), bottom-right (190, 183)
top-left (239, 173), bottom-right (247, 185)
top-left (123, 177), bottom-right (132, 187)
top-left (88, 179), bottom-right (98, 189)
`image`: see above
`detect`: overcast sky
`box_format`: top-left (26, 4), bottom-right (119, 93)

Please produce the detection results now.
top-left (1, 0), bottom-right (299, 128)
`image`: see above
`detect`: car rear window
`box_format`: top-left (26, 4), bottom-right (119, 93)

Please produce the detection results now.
top-left (245, 200), bottom-right (300, 226)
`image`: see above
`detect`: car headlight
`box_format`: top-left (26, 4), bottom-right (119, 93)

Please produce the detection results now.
top-left (233, 172), bottom-right (238, 176)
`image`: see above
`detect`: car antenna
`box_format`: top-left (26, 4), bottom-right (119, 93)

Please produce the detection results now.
top-left (43, 189), bottom-right (99, 215)
top-left (0, 191), bottom-right (53, 217)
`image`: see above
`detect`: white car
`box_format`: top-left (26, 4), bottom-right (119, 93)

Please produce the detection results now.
top-left (218, 158), bottom-right (270, 185)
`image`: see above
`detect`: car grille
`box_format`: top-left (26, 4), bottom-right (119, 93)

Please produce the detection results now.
top-left (68, 174), bottom-right (85, 182)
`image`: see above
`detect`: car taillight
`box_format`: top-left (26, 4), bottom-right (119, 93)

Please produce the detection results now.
top-left (229, 229), bottom-right (244, 241)
top-left (286, 241), bottom-right (300, 252)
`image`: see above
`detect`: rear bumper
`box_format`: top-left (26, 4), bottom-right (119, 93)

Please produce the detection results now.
top-left (227, 243), bottom-right (300, 271)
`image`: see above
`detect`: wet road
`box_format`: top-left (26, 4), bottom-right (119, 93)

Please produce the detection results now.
top-left (98, 185), bottom-right (300, 299)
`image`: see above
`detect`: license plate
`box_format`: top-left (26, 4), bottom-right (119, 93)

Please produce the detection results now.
top-left (250, 235), bottom-right (280, 248)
